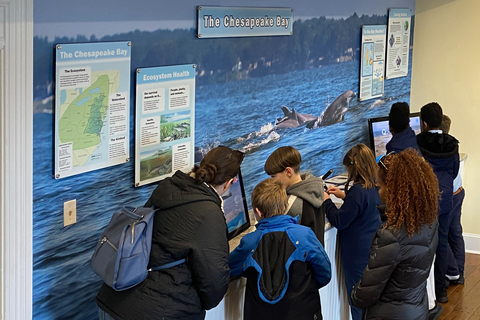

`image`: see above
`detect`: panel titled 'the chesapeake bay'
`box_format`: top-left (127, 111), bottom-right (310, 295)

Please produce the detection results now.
top-left (54, 41), bottom-right (131, 179)
top-left (135, 64), bottom-right (196, 187)
top-left (197, 6), bottom-right (293, 38)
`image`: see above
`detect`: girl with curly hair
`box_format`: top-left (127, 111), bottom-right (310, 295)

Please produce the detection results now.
top-left (351, 149), bottom-right (439, 320)
top-left (324, 144), bottom-right (382, 320)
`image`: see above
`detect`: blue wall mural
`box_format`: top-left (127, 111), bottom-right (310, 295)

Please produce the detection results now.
top-left (33, 0), bottom-right (415, 318)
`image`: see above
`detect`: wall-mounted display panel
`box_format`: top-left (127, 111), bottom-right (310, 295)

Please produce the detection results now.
top-left (54, 41), bottom-right (131, 179)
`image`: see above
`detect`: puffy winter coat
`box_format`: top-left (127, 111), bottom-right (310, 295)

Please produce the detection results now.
top-left (96, 171), bottom-right (230, 320)
top-left (417, 132), bottom-right (459, 215)
top-left (350, 220), bottom-right (439, 320)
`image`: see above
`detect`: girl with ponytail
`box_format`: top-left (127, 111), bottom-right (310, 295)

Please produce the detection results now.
top-left (96, 146), bottom-right (244, 320)
top-left (323, 143), bottom-right (382, 320)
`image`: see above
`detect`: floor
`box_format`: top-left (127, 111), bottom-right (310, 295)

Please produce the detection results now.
top-left (438, 253), bottom-right (480, 319)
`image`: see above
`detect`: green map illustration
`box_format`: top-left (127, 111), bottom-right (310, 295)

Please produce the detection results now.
top-left (58, 71), bottom-right (119, 167)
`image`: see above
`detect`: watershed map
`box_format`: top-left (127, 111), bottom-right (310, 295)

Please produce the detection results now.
top-left (58, 71), bottom-right (119, 167)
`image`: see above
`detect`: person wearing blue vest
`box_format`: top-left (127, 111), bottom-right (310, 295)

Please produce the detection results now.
top-left (324, 144), bottom-right (382, 320)
top-left (386, 102), bottom-right (421, 154)
top-left (229, 178), bottom-right (331, 320)
top-left (416, 103), bottom-right (459, 304)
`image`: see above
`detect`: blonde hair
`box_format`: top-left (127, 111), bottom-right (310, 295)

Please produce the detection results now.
top-left (264, 146), bottom-right (301, 175)
top-left (343, 144), bottom-right (377, 191)
top-left (251, 178), bottom-right (288, 218)
top-left (440, 115), bottom-right (451, 134)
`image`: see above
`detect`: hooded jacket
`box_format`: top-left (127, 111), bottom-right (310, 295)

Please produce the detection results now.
top-left (351, 218), bottom-right (439, 320)
top-left (417, 132), bottom-right (459, 215)
top-left (286, 172), bottom-right (325, 245)
top-left (96, 171), bottom-right (230, 320)
top-left (229, 215), bottom-right (331, 320)
top-left (386, 127), bottom-right (421, 155)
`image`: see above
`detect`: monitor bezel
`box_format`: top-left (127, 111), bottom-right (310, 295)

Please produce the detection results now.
top-left (367, 112), bottom-right (420, 155)
top-left (225, 168), bottom-right (251, 240)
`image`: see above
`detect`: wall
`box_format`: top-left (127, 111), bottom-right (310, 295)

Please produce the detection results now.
top-left (33, 0), bottom-right (415, 319)
top-left (410, 0), bottom-right (480, 247)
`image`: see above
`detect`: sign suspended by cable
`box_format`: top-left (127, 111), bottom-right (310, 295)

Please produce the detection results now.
top-left (197, 6), bottom-right (293, 38)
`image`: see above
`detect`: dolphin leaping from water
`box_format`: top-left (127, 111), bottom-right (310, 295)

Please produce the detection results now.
top-left (273, 90), bottom-right (356, 130)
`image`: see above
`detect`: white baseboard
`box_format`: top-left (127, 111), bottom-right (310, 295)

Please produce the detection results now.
top-left (464, 233), bottom-right (480, 255)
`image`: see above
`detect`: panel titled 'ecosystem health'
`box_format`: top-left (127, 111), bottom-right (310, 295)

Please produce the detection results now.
top-left (135, 64), bottom-right (196, 187)
top-left (54, 41), bottom-right (131, 179)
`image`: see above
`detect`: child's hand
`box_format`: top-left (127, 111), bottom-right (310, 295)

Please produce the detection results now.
top-left (324, 191), bottom-right (330, 200)
top-left (326, 186), bottom-right (346, 200)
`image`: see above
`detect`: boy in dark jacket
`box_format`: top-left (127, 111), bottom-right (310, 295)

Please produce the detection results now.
top-left (229, 178), bottom-right (331, 320)
top-left (386, 102), bottom-right (420, 154)
top-left (264, 146), bottom-right (325, 245)
top-left (416, 102), bottom-right (459, 303)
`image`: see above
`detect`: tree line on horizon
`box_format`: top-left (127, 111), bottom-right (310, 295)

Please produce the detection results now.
top-left (34, 12), bottom-right (414, 98)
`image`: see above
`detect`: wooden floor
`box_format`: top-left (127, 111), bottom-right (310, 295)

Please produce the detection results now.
top-left (438, 253), bottom-right (480, 319)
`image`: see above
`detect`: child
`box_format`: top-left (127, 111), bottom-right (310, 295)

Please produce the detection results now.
top-left (323, 143), bottom-right (381, 320)
top-left (386, 102), bottom-right (420, 154)
top-left (440, 115), bottom-right (466, 287)
top-left (416, 102), bottom-right (459, 303)
top-left (229, 178), bottom-right (331, 320)
top-left (264, 146), bottom-right (325, 244)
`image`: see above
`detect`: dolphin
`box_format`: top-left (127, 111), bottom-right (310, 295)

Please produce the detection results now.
top-left (274, 106), bottom-right (317, 130)
top-left (305, 90), bottom-right (356, 129)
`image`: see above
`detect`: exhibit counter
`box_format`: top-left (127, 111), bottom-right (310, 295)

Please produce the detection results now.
top-left (206, 210), bottom-right (352, 320)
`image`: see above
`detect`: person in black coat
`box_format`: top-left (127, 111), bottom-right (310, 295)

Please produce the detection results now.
top-left (351, 149), bottom-right (440, 320)
top-left (416, 102), bottom-right (459, 303)
top-left (96, 146), bottom-right (245, 320)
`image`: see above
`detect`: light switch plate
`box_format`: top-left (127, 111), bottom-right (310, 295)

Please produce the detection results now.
top-left (64, 199), bottom-right (77, 227)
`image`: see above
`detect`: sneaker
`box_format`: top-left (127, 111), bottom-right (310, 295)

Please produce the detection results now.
top-left (450, 273), bottom-right (465, 285)
top-left (437, 290), bottom-right (448, 304)
top-left (428, 302), bottom-right (444, 320)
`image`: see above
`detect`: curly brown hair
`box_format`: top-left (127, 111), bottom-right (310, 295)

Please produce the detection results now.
top-left (379, 149), bottom-right (439, 236)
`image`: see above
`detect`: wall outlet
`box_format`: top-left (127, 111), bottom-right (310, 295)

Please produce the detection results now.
top-left (64, 199), bottom-right (77, 227)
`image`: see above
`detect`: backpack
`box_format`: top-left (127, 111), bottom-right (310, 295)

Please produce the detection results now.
top-left (90, 206), bottom-right (185, 291)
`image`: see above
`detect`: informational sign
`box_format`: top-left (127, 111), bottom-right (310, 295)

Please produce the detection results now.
top-left (54, 41), bottom-right (131, 179)
top-left (359, 25), bottom-right (387, 101)
top-left (135, 64), bottom-right (195, 187)
top-left (386, 8), bottom-right (412, 79)
top-left (197, 6), bottom-right (293, 38)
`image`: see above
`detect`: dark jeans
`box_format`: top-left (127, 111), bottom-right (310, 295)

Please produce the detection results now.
top-left (434, 212), bottom-right (449, 295)
top-left (98, 308), bottom-right (116, 320)
top-left (447, 188), bottom-right (466, 277)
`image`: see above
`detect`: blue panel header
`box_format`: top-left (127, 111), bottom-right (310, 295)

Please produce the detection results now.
top-left (197, 6), bottom-right (293, 38)
top-left (56, 41), bottom-right (131, 62)
top-left (136, 64), bottom-right (196, 85)
top-left (388, 8), bottom-right (412, 19)
top-left (362, 25), bottom-right (387, 36)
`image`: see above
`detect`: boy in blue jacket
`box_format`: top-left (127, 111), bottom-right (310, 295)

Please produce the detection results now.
top-left (229, 178), bottom-right (331, 320)
top-left (386, 102), bottom-right (421, 154)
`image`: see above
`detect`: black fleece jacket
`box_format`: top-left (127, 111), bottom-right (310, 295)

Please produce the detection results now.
top-left (96, 171), bottom-right (230, 320)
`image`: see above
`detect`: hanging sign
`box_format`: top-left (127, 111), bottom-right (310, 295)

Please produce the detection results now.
top-left (197, 6), bottom-right (293, 38)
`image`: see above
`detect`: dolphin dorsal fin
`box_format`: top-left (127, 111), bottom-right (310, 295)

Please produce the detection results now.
top-left (281, 106), bottom-right (292, 117)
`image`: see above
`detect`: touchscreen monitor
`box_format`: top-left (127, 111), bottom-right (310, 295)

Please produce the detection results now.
top-left (222, 169), bottom-right (251, 240)
top-left (368, 112), bottom-right (421, 159)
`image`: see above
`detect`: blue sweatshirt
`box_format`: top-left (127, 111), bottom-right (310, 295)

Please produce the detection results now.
top-left (325, 184), bottom-right (381, 269)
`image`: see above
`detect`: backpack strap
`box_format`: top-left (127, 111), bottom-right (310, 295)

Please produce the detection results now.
top-left (148, 258), bottom-right (186, 272)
